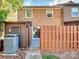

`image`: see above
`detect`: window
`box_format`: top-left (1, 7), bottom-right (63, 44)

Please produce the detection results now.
top-left (32, 27), bottom-right (40, 38)
top-left (11, 27), bottom-right (20, 34)
top-left (25, 9), bottom-right (33, 18)
top-left (71, 7), bottom-right (78, 17)
top-left (46, 9), bottom-right (53, 18)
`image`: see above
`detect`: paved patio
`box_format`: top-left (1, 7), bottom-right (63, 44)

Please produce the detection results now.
top-left (0, 49), bottom-right (42, 59)
top-left (25, 49), bottom-right (42, 59)
top-left (0, 49), bottom-right (26, 59)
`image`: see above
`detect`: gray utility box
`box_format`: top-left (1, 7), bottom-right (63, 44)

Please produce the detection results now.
top-left (4, 34), bottom-right (19, 54)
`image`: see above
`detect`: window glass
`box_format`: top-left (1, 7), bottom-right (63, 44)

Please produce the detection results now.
top-left (46, 9), bottom-right (53, 18)
top-left (72, 7), bottom-right (78, 17)
top-left (33, 27), bottom-right (40, 38)
top-left (25, 9), bottom-right (32, 18)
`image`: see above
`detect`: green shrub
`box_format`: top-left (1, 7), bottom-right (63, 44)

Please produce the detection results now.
top-left (42, 55), bottom-right (59, 59)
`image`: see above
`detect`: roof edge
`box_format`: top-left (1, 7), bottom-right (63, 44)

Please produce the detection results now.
top-left (23, 6), bottom-right (63, 8)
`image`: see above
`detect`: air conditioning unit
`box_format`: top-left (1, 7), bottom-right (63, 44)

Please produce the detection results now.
top-left (4, 34), bottom-right (19, 54)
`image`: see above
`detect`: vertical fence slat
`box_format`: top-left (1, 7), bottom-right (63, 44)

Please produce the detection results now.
top-left (66, 26), bottom-right (69, 51)
top-left (50, 26), bottom-right (52, 51)
top-left (74, 26), bottom-right (76, 51)
top-left (52, 26), bottom-right (54, 51)
top-left (55, 26), bottom-right (57, 51)
top-left (53, 26), bottom-right (56, 51)
top-left (47, 26), bottom-right (49, 51)
top-left (59, 26), bottom-right (63, 51)
top-left (51, 26), bottom-right (53, 51)
top-left (42, 26), bottom-right (45, 51)
top-left (74, 26), bottom-right (77, 51)
top-left (63, 26), bottom-right (66, 51)
top-left (70, 26), bottom-right (74, 51)
top-left (40, 26), bottom-right (43, 51)
top-left (56, 26), bottom-right (59, 51)
top-left (48, 26), bottom-right (51, 51)
top-left (45, 26), bottom-right (48, 51)
top-left (78, 26), bottom-right (79, 51)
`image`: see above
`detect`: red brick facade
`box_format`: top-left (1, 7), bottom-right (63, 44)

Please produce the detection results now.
top-left (18, 8), bottom-right (63, 26)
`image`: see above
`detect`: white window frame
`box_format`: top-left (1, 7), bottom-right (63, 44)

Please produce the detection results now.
top-left (46, 9), bottom-right (53, 18)
top-left (71, 7), bottom-right (78, 17)
top-left (25, 9), bottom-right (33, 18)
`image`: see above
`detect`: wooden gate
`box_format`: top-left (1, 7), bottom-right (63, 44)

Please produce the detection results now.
top-left (40, 26), bottom-right (79, 52)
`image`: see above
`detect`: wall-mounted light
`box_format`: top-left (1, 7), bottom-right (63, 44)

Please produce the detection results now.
top-left (8, 28), bottom-right (12, 33)
top-left (37, 26), bottom-right (40, 29)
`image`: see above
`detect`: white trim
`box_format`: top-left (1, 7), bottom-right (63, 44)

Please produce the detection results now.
top-left (46, 8), bottom-right (53, 18)
top-left (71, 14), bottom-right (79, 17)
top-left (25, 8), bottom-right (33, 18)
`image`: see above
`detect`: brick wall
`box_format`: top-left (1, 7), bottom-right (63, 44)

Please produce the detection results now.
top-left (5, 23), bottom-right (28, 48)
top-left (18, 8), bottom-right (63, 26)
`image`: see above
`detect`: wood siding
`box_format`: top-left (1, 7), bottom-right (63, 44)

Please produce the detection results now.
top-left (64, 6), bottom-right (79, 22)
top-left (64, 21), bottom-right (79, 26)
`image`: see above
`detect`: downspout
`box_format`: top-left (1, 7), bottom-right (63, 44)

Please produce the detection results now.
top-left (61, 5), bottom-right (65, 26)
top-left (26, 21), bottom-right (32, 48)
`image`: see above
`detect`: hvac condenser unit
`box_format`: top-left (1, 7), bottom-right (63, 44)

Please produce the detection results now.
top-left (4, 34), bottom-right (19, 54)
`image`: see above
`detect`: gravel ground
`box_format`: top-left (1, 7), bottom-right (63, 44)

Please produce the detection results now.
top-left (41, 51), bottom-right (79, 59)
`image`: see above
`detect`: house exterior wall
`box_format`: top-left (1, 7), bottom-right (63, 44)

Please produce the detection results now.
top-left (64, 6), bottom-right (79, 22)
top-left (64, 21), bottom-right (79, 26)
top-left (5, 7), bottom-right (63, 48)
top-left (18, 8), bottom-right (63, 26)
top-left (6, 12), bottom-right (18, 22)
top-left (5, 23), bottom-right (28, 48)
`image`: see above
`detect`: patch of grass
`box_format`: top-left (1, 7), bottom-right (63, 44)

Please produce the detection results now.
top-left (42, 55), bottom-right (59, 59)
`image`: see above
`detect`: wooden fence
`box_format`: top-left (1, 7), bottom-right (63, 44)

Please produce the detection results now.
top-left (40, 26), bottom-right (79, 52)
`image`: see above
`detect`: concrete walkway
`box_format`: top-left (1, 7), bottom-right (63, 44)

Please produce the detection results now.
top-left (30, 39), bottom-right (40, 48)
top-left (25, 49), bottom-right (42, 59)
